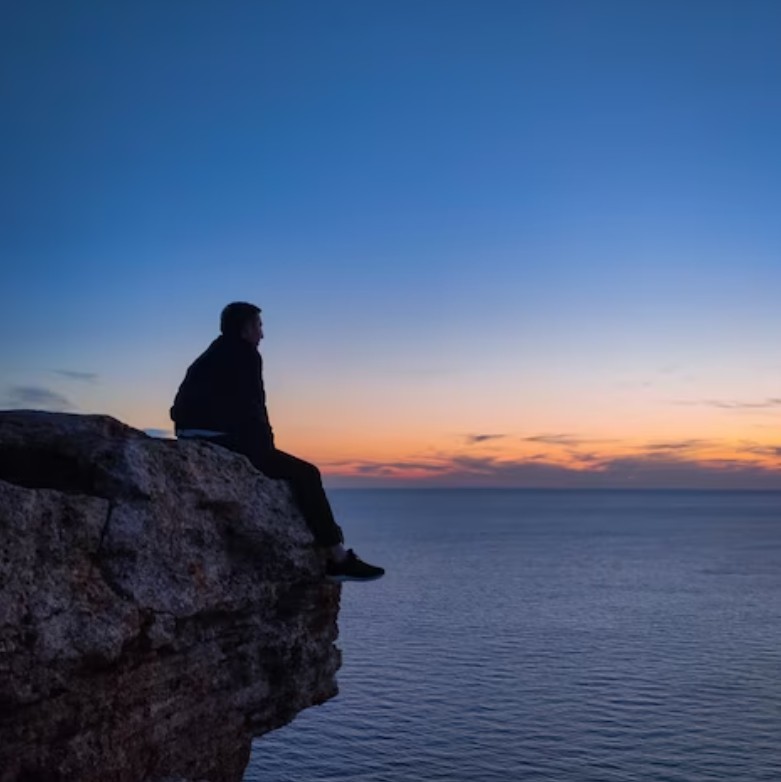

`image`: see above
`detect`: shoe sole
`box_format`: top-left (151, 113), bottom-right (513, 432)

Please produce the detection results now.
top-left (325, 573), bottom-right (385, 583)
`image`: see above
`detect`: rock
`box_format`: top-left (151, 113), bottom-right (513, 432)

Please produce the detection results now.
top-left (0, 411), bottom-right (341, 782)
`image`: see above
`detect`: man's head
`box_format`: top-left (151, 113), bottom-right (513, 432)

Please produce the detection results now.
top-left (220, 302), bottom-right (263, 346)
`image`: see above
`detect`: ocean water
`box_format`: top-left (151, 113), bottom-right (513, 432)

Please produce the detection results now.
top-left (243, 489), bottom-right (781, 782)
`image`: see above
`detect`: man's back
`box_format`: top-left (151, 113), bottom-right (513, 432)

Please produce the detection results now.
top-left (170, 334), bottom-right (274, 449)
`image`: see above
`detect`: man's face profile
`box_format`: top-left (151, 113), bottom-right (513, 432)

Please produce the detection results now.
top-left (242, 314), bottom-right (263, 347)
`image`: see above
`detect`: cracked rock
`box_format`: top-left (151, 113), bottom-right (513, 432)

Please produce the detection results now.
top-left (0, 410), bottom-right (341, 782)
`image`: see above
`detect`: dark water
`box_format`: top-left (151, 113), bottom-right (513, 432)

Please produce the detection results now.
top-left (244, 489), bottom-right (781, 782)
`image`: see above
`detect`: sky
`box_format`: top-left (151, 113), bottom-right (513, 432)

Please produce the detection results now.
top-left (2, 0), bottom-right (780, 488)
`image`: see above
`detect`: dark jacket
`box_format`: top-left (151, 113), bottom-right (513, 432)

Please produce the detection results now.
top-left (170, 335), bottom-right (275, 450)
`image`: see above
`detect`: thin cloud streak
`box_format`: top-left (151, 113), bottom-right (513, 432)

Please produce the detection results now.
top-left (54, 370), bottom-right (98, 383)
top-left (642, 439), bottom-right (709, 452)
top-left (737, 444), bottom-right (781, 458)
top-left (674, 398), bottom-right (781, 410)
top-left (3, 386), bottom-right (75, 412)
top-left (524, 433), bottom-right (617, 446)
top-left (465, 434), bottom-right (507, 445)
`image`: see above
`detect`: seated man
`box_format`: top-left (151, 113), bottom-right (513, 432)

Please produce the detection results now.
top-left (170, 301), bottom-right (384, 582)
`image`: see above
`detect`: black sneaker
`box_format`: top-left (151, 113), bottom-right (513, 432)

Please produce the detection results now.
top-left (326, 549), bottom-right (385, 583)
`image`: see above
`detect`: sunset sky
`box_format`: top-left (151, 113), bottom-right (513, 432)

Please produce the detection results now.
top-left (2, 1), bottom-right (780, 488)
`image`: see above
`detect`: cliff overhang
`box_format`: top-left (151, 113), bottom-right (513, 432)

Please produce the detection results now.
top-left (0, 410), bottom-right (341, 782)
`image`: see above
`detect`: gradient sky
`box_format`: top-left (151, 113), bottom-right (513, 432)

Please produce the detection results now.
top-left (2, 1), bottom-right (780, 488)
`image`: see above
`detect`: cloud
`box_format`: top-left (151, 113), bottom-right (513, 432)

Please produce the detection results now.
top-left (569, 451), bottom-right (602, 463)
top-left (327, 454), bottom-right (601, 488)
top-left (324, 449), bottom-right (781, 490)
top-left (54, 370), bottom-right (98, 383)
top-left (642, 439), bottom-right (707, 452)
top-left (709, 398), bottom-right (781, 409)
top-left (465, 433), bottom-right (507, 445)
top-left (524, 433), bottom-right (579, 445)
top-left (675, 398), bottom-right (781, 410)
top-left (3, 385), bottom-right (75, 412)
top-left (354, 460), bottom-right (448, 474)
top-left (524, 433), bottom-right (616, 446)
top-left (326, 458), bottom-right (452, 476)
top-left (587, 453), bottom-right (781, 487)
top-left (144, 428), bottom-right (174, 439)
top-left (736, 443), bottom-right (781, 458)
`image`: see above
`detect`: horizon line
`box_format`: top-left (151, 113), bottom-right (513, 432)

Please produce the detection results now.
top-left (325, 485), bottom-right (781, 492)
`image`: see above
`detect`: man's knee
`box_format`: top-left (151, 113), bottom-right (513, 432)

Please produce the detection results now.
top-left (301, 460), bottom-right (322, 483)
top-left (261, 450), bottom-right (322, 484)
top-left (277, 451), bottom-right (321, 482)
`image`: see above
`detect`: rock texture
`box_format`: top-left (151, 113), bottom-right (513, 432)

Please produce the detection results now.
top-left (0, 411), bottom-right (341, 782)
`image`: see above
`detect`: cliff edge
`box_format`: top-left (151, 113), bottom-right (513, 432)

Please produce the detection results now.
top-left (0, 411), bottom-right (341, 782)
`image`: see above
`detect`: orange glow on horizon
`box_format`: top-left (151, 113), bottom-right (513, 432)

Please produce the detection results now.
top-left (119, 394), bottom-right (780, 487)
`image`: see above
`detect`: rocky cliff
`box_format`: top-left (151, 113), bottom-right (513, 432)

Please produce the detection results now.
top-left (0, 411), bottom-right (341, 782)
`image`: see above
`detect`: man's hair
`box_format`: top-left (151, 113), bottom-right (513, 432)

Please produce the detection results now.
top-left (220, 302), bottom-right (261, 337)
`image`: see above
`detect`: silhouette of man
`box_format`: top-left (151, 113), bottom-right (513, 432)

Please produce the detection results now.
top-left (170, 301), bottom-right (384, 582)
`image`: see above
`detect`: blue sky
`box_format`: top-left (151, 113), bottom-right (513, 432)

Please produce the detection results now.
top-left (2, 1), bottom-right (780, 487)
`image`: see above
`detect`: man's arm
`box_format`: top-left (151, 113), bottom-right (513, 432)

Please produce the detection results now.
top-left (233, 347), bottom-right (275, 450)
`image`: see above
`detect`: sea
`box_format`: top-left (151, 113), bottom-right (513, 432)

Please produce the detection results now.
top-left (243, 489), bottom-right (781, 782)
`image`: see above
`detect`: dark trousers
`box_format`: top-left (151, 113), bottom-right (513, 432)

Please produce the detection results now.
top-left (193, 433), bottom-right (344, 547)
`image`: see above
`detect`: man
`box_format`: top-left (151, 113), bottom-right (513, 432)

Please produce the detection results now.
top-left (170, 301), bottom-right (384, 582)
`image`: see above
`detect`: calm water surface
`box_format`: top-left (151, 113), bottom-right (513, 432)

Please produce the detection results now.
top-left (244, 490), bottom-right (781, 782)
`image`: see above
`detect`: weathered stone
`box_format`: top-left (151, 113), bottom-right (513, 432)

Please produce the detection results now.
top-left (0, 411), bottom-right (341, 782)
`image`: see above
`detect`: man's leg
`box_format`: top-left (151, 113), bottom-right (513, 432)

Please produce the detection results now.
top-left (252, 449), bottom-right (344, 548)
top-left (186, 433), bottom-right (342, 545)
top-left (182, 433), bottom-right (383, 581)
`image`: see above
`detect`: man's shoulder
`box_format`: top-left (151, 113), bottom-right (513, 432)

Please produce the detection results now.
top-left (189, 336), bottom-right (223, 364)
top-left (205, 336), bottom-right (260, 367)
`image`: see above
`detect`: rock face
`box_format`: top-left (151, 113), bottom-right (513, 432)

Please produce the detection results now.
top-left (0, 411), bottom-right (341, 782)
